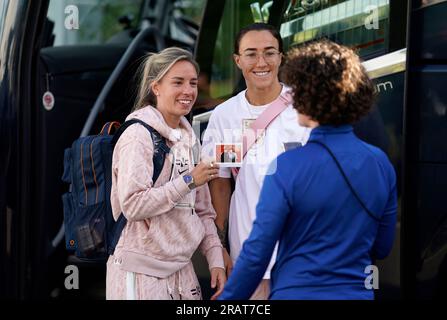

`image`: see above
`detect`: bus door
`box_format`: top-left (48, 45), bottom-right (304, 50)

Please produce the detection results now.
top-left (402, 0), bottom-right (447, 299)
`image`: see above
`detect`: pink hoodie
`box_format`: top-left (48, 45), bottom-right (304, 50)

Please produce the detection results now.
top-left (110, 106), bottom-right (224, 277)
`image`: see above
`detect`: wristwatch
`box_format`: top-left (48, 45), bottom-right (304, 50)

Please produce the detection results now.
top-left (183, 174), bottom-right (196, 190)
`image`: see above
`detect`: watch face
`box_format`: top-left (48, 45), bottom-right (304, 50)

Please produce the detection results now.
top-left (183, 175), bottom-right (192, 184)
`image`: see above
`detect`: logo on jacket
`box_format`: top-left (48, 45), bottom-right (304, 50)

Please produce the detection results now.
top-left (176, 157), bottom-right (190, 175)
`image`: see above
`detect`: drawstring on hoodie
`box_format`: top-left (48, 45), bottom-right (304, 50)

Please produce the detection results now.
top-left (166, 270), bottom-right (183, 300)
top-left (167, 280), bottom-right (174, 300)
top-left (177, 271), bottom-right (183, 300)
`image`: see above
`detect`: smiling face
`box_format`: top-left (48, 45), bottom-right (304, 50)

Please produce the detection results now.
top-left (234, 30), bottom-right (282, 91)
top-left (151, 60), bottom-right (198, 121)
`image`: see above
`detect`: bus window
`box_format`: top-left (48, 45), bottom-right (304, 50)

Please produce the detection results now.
top-left (280, 0), bottom-right (390, 59)
top-left (46, 0), bottom-right (143, 47)
top-left (169, 0), bottom-right (205, 46)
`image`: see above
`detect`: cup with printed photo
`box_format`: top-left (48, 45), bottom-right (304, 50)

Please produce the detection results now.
top-left (215, 143), bottom-right (242, 167)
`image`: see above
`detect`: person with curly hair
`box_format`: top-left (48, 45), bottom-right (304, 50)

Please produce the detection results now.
top-left (219, 39), bottom-right (398, 300)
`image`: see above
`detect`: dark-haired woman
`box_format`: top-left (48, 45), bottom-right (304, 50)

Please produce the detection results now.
top-left (201, 22), bottom-right (310, 300)
top-left (219, 40), bottom-right (397, 300)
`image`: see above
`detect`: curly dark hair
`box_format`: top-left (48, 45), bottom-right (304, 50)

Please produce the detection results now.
top-left (281, 39), bottom-right (376, 126)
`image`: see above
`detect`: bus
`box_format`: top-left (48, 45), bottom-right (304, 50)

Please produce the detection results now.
top-left (0, 0), bottom-right (446, 299)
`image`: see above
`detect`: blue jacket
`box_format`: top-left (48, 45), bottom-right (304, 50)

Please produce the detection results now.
top-left (219, 125), bottom-right (397, 300)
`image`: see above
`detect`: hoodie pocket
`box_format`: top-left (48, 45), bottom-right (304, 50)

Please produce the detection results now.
top-left (140, 219), bottom-right (152, 241)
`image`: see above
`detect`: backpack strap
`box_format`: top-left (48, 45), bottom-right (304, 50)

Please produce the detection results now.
top-left (108, 119), bottom-right (170, 255)
top-left (112, 119), bottom-right (170, 181)
top-left (308, 140), bottom-right (380, 222)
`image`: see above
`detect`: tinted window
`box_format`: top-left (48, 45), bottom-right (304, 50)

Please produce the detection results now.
top-left (413, 0), bottom-right (447, 8)
top-left (412, 1), bottom-right (447, 60)
top-left (46, 0), bottom-right (143, 46)
top-left (169, 0), bottom-right (206, 46)
top-left (280, 0), bottom-right (390, 58)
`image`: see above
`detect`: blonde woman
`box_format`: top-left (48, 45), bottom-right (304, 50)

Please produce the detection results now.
top-left (106, 47), bottom-right (226, 300)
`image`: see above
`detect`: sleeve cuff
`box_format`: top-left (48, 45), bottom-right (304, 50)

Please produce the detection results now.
top-left (172, 175), bottom-right (191, 200)
top-left (206, 246), bottom-right (225, 270)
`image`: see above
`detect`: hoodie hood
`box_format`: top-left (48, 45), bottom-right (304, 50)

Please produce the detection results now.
top-left (125, 105), bottom-right (196, 144)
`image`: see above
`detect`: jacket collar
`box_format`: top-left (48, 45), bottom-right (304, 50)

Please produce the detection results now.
top-left (309, 124), bottom-right (353, 140)
top-left (126, 105), bottom-right (196, 143)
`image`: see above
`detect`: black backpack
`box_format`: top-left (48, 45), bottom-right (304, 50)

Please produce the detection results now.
top-left (61, 119), bottom-right (170, 262)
